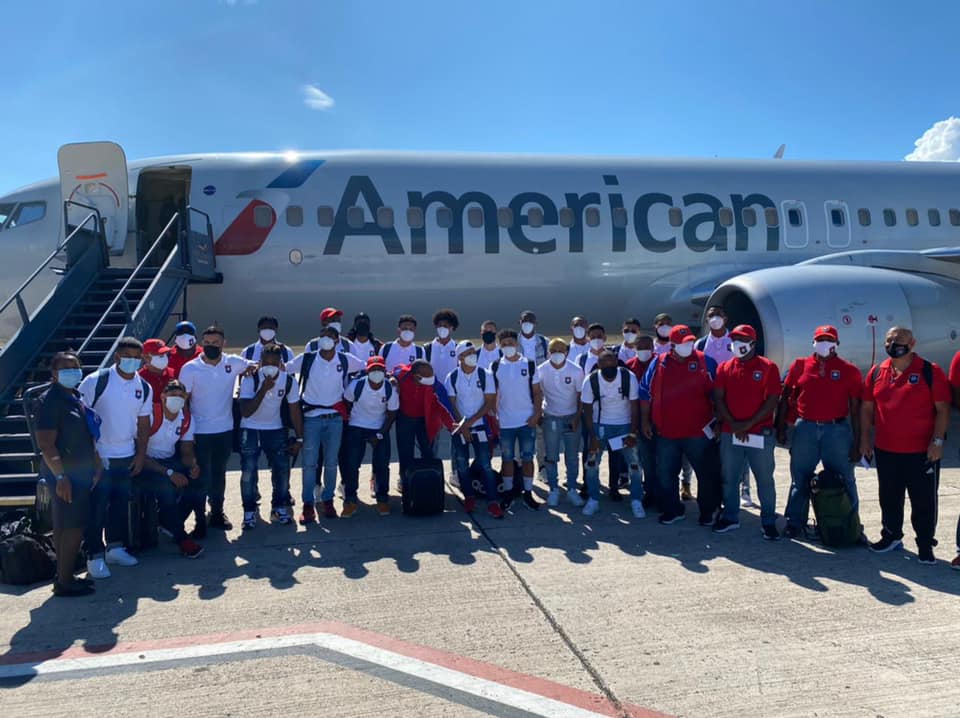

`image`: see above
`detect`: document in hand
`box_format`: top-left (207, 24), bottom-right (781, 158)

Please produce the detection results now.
top-left (607, 434), bottom-right (626, 451)
top-left (732, 433), bottom-right (764, 449)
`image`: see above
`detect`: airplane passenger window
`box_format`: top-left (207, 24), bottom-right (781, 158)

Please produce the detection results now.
top-left (905, 208), bottom-right (919, 227)
top-left (883, 209), bottom-right (896, 227)
top-left (527, 207), bottom-right (545, 228)
top-left (0, 202), bottom-right (14, 229)
top-left (377, 207), bottom-right (394, 229)
top-left (830, 209), bottom-right (845, 227)
top-left (317, 206), bottom-right (335, 226)
top-left (347, 206), bottom-right (365, 229)
top-left (787, 208), bottom-right (802, 227)
top-left (436, 207), bottom-right (453, 229)
top-left (285, 205), bottom-right (303, 227)
top-left (584, 207), bottom-right (600, 227)
top-left (668, 208), bottom-right (683, 227)
top-left (718, 208), bottom-right (734, 227)
top-left (407, 207), bottom-right (424, 229)
top-left (764, 208), bottom-right (779, 227)
top-left (611, 207), bottom-right (627, 229)
top-left (467, 207), bottom-right (483, 228)
top-left (950, 209), bottom-right (960, 226)
top-left (497, 207), bottom-right (513, 228)
top-left (742, 208), bottom-right (757, 227)
top-left (857, 209), bottom-right (871, 226)
top-left (928, 209), bottom-right (941, 227)
top-left (253, 205), bottom-right (274, 229)
top-left (558, 207), bottom-right (575, 228)
top-left (7, 201), bottom-right (46, 229)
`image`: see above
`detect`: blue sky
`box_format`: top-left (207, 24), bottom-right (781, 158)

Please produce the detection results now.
top-left (3, 0), bottom-right (960, 192)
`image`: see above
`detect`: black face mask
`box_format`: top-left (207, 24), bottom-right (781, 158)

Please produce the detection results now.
top-left (886, 342), bottom-right (910, 359)
top-left (481, 331), bottom-right (497, 345)
top-left (203, 345), bottom-right (222, 360)
top-left (354, 322), bottom-right (370, 338)
top-left (601, 366), bottom-right (618, 380)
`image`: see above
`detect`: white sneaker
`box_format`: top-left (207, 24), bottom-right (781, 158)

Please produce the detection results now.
top-left (86, 556), bottom-right (111, 579)
top-left (740, 491), bottom-right (758, 509)
top-left (547, 488), bottom-right (561, 507)
top-left (104, 547), bottom-right (138, 567)
top-left (567, 490), bottom-right (585, 507)
top-left (631, 499), bottom-right (646, 519)
top-left (582, 498), bottom-right (600, 516)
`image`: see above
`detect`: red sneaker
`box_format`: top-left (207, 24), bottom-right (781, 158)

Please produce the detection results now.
top-left (299, 503), bottom-right (316, 525)
top-left (464, 497), bottom-right (477, 513)
top-left (487, 502), bottom-right (505, 519)
top-left (322, 500), bottom-right (338, 519)
top-left (179, 538), bottom-right (204, 559)
top-left (951, 555), bottom-right (960, 571)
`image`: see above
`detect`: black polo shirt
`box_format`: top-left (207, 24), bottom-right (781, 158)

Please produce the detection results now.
top-left (35, 384), bottom-right (97, 474)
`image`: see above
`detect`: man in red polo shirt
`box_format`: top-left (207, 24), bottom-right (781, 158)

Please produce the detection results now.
top-left (168, 321), bottom-right (202, 378)
top-left (861, 326), bottom-right (950, 564)
top-left (948, 349), bottom-right (960, 570)
top-left (714, 324), bottom-right (782, 539)
top-left (140, 339), bottom-right (175, 405)
top-left (777, 326), bottom-right (862, 538)
top-left (639, 325), bottom-right (721, 526)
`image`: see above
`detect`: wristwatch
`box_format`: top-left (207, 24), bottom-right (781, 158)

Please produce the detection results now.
top-left (295, 437), bottom-right (304, 444)
top-left (55, 474), bottom-right (66, 481)
top-left (166, 468), bottom-right (175, 477)
top-left (932, 437), bottom-right (945, 447)
top-left (375, 432), bottom-right (384, 441)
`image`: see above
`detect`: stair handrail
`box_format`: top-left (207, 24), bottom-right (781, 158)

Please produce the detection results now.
top-left (0, 204), bottom-right (103, 324)
top-left (76, 211), bottom-right (180, 356)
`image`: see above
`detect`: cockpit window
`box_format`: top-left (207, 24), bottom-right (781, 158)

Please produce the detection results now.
top-left (0, 203), bottom-right (14, 229)
top-left (6, 201), bottom-right (46, 229)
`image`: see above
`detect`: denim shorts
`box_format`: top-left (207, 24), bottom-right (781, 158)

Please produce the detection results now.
top-left (500, 425), bottom-right (536, 462)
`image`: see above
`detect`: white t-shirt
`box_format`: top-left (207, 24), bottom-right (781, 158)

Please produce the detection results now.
top-left (477, 346), bottom-right (501, 370)
top-left (618, 344), bottom-right (638, 363)
top-left (241, 341), bottom-right (294, 364)
top-left (580, 369), bottom-right (639, 427)
top-left (179, 355), bottom-right (252, 434)
top-left (654, 341), bottom-right (672, 356)
top-left (79, 367), bottom-right (153, 459)
top-left (427, 338), bottom-right (459, 385)
top-left (493, 357), bottom-right (541, 430)
top-left (578, 351), bottom-right (602, 375)
top-left (700, 332), bottom-right (733, 366)
top-left (344, 377), bottom-right (399, 430)
top-left (567, 342), bottom-right (590, 363)
top-left (380, 341), bottom-right (423, 373)
top-left (238, 371), bottom-right (300, 430)
top-left (444, 367), bottom-right (494, 428)
top-left (538, 359), bottom-right (585, 417)
top-left (147, 409), bottom-right (195, 460)
top-left (519, 333), bottom-right (549, 364)
top-left (287, 351), bottom-right (364, 417)
top-left (350, 338), bottom-right (379, 359)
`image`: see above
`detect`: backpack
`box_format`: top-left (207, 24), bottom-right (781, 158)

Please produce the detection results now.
top-left (810, 468), bottom-right (862, 547)
top-left (250, 372), bottom-right (296, 429)
top-left (0, 515), bottom-right (56, 585)
top-left (381, 341), bottom-right (424, 365)
top-left (490, 359), bottom-right (535, 399)
top-left (449, 368), bottom-right (487, 395)
top-left (586, 367), bottom-right (632, 424)
top-left (306, 337), bottom-right (352, 355)
top-left (868, 359), bottom-right (933, 393)
top-left (244, 341), bottom-right (293, 363)
top-left (92, 368), bottom-right (151, 409)
top-left (298, 350), bottom-right (350, 397)
top-left (351, 375), bottom-right (395, 403)
top-left (150, 403), bottom-right (192, 437)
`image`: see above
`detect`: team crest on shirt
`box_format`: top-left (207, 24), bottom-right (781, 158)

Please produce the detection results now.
top-left (752, 370), bottom-right (763, 381)
top-left (225, 365), bottom-right (233, 374)
top-left (449, 350), bottom-right (456, 358)
top-left (909, 374), bottom-right (920, 384)
top-left (476, 380), bottom-right (483, 388)
top-left (521, 368), bottom-right (528, 376)
top-left (175, 426), bottom-right (183, 437)
top-left (278, 389), bottom-right (286, 398)
top-left (688, 361), bottom-right (698, 371)
top-left (565, 376), bottom-right (572, 384)
top-left (408, 354), bottom-right (416, 362)
top-left (830, 370), bottom-right (841, 381)
top-left (135, 389), bottom-right (143, 400)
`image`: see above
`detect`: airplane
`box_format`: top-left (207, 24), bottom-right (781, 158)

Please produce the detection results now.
top-left (2, 141), bottom-right (960, 372)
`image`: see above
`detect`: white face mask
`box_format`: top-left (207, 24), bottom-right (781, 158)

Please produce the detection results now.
top-left (657, 325), bottom-right (672, 339)
top-left (259, 329), bottom-right (277, 342)
top-left (636, 350), bottom-right (653, 362)
top-left (327, 322), bottom-right (342, 334)
top-left (731, 340), bottom-right (753, 358)
top-left (436, 326), bottom-right (450, 339)
top-left (623, 331), bottom-right (638, 344)
top-left (150, 355), bottom-right (169, 371)
top-left (318, 336), bottom-right (336, 351)
top-left (708, 316), bottom-right (725, 331)
top-left (521, 322), bottom-right (535, 335)
top-left (175, 334), bottom-right (195, 350)
top-left (572, 326), bottom-right (587, 340)
top-left (501, 345), bottom-right (518, 358)
top-left (368, 370), bottom-right (385, 384)
top-left (549, 352), bottom-right (566, 366)
top-left (260, 365), bottom-right (280, 379)
top-left (165, 396), bottom-right (185, 413)
top-left (589, 338), bottom-right (604, 351)
top-left (814, 341), bottom-right (836, 358)
top-left (462, 353), bottom-right (478, 368)
top-left (674, 342), bottom-right (694, 358)
top-left (418, 375), bottom-right (435, 386)
top-left (399, 329), bottom-right (415, 343)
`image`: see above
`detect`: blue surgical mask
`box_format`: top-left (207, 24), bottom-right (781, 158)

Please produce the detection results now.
top-left (118, 357), bottom-right (142, 374)
top-left (57, 368), bottom-right (82, 389)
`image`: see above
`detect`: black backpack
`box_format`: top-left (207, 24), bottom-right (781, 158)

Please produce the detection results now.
top-left (586, 367), bottom-right (632, 424)
top-left (92, 368), bottom-right (151, 408)
top-left (490, 359), bottom-right (535, 399)
top-left (449, 368), bottom-right (487, 395)
top-left (0, 515), bottom-right (55, 585)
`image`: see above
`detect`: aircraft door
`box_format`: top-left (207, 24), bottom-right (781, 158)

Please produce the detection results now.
top-left (57, 142), bottom-right (129, 254)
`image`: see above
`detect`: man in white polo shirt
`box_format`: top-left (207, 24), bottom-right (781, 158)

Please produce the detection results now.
top-left (287, 325), bottom-right (364, 522)
top-left (567, 317), bottom-right (590, 364)
top-left (78, 337), bottom-right (153, 578)
top-left (539, 338), bottom-right (585, 508)
top-left (341, 356), bottom-right (399, 517)
top-left (492, 329), bottom-right (543, 510)
top-left (178, 325), bottom-right (255, 536)
top-left (426, 309), bottom-right (460, 386)
top-left (241, 316), bottom-right (295, 364)
top-left (617, 318), bottom-right (643, 364)
top-left (237, 343), bottom-right (304, 529)
top-left (478, 320), bottom-right (501, 370)
top-left (380, 314), bottom-right (425, 372)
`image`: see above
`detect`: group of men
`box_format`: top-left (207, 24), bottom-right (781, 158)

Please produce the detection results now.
top-left (33, 305), bottom-right (960, 597)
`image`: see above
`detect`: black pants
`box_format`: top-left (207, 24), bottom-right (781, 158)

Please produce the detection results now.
top-left (142, 459), bottom-right (202, 543)
top-left (875, 448), bottom-right (939, 550)
top-left (195, 431), bottom-right (233, 515)
top-left (396, 414), bottom-right (433, 478)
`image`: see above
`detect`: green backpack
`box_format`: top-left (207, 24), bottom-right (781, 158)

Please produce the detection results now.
top-left (810, 468), bottom-right (862, 547)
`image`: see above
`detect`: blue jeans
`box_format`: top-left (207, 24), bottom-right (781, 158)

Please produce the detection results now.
top-left (499, 425), bottom-right (536, 463)
top-left (451, 430), bottom-right (498, 500)
top-left (396, 413), bottom-right (434, 478)
top-left (542, 414), bottom-right (580, 492)
top-left (785, 419), bottom-right (858, 528)
top-left (301, 414), bottom-right (343, 504)
top-left (585, 424), bottom-right (642, 502)
top-left (720, 431), bottom-right (777, 526)
top-left (637, 431), bottom-right (658, 504)
top-left (240, 428), bottom-right (291, 512)
top-left (85, 455), bottom-right (133, 556)
top-left (656, 436), bottom-right (722, 519)
top-left (342, 425), bottom-right (391, 502)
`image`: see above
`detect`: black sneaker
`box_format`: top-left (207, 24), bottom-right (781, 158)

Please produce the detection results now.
top-left (917, 546), bottom-right (936, 565)
top-left (784, 524), bottom-right (803, 539)
top-left (762, 524), bottom-right (780, 541)
top-left (53, 580), bottom-right (95, 597)
top-left (617, 474), bottom-right (629, 489)
top-left (712, 518), bottom-right (740, 534)
top-left (641, 495), bottom-right (656, 510)
top-left (869, 536), bottom-right (903, 553)
top-left (609, 488), bottom-right (623, 502)
top-left (207, 512), bottom-right (233, 531)
top-left (698, 513), bottom-right (714, 527)
top-left (522, 491), bottom-right (540, 511)
top-left (658, 512), bottom-right (685, 525)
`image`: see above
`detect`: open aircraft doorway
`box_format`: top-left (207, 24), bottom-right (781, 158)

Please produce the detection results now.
top-left (135, 167), bottom-right (192, 265)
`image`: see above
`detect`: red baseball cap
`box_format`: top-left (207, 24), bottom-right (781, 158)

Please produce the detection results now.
top-left (320, 307), bottom-right (343, 322)
top-left (143, 339), bottom-right (172, 355)
top-left (813, 325), bottom-right (839, 341)
top-left (730, 324), bottom-right (757, 341)
top-left (366, 356), bottom-right (386, 370)
top-left (669, 325), bottom-right (696, 344)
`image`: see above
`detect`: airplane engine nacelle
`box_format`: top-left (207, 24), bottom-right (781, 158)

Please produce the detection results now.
top-left (705, 265), bottom-right (960, 371)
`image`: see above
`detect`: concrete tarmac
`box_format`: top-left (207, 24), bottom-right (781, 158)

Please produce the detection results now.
top-left (2, 437), bottom-right (960, 717)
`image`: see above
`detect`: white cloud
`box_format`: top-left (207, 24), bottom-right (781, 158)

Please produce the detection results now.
top-left (905, 116), bottom-right (960, 161)
top-left (302, 84), bottom-right (335, 111)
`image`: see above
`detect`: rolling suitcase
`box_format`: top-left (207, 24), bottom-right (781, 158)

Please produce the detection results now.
top-left (401, 458), bottom-right (445, 516)
top-left (127, 486), bottom-right (159, 551)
